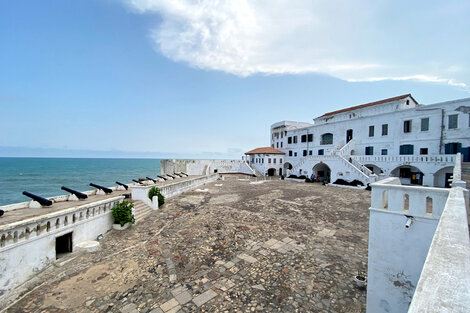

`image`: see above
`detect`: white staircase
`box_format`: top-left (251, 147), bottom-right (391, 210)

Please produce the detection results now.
top-left (289, 139), bottom-right (378, 184)
top-left (245, 161), bottom-right (263, 176)
top-left (133, 200), bottom-right (153, 223)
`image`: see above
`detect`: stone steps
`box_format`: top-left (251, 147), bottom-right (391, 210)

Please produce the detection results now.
top-left (133, 200), bottom-right (153, 223)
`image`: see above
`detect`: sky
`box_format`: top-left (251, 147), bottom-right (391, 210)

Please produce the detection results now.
top-left (1, 0), bottom-right (469, 159)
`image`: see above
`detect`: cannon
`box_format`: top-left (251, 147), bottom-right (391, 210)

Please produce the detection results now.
top-left (89, 183), bottom-right (113, 194)
top-left (22, 191), bottom-right (53, 206)
top-left (146, 176), bottom-right (157, 183)
top-left (132, 179), bottom-right (145, 185)
top-left (167, 174), bottom-right (176, 179)
top-left (61, 186), bottom-right (88, 199)
top-left (157, 175), bottom-right (168, 180)
top-left (181, 172), bottom-right (188, 176)
top-left (115, 181), bottom-right (129, 190)
top-left (173, 173), bottom-right (183, 177)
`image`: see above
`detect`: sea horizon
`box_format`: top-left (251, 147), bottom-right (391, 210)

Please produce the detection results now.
top-left (0, 157), bottom-right (163, 206)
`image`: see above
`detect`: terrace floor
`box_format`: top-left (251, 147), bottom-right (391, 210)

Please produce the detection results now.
top-left (6, 175), bottom-right (370, 313)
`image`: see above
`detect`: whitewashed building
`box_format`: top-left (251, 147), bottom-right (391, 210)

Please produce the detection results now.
top-left (244, 147), bottom-right (285, 176)
top-left (265, 94), bottom-right (470, 187)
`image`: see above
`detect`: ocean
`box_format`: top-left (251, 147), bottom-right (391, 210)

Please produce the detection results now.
top-left (0, 158), bottom-right (161, 206)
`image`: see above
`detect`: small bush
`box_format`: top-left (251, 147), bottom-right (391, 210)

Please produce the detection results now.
top-left (112, 201), bottom-right (135, 226)
top-left (148, 186), bottom-right (165, 207)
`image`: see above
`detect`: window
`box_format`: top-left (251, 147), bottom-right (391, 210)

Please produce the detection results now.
top-left (271, 144), bottom-right (274, 148)
top-left (303, 150), bottom-right (307, 156)
top-left (281, 142), bottom-right (283, 148)
top-left (381, 149), bottom-right (388, 155)
top-left (320, 133), bottom-right (333, 145)
top-left (420, 148), bottom-right (428, 155)
top-left (273, 159), bottom-right (276, 164)
top-left (365, 146), bottom-right (374, 155)
top-left (276, 142), bottom-right (279, 148)
top-left (318, 149), bottom-right (324, 155)
top-left (281, 132), bottom-right (283, 138)
top-left (369, 125), bottom-right (374, 137)
top-left (293, 136), bottom-right (298, 144)
top-left (288, 137), bottom-right (292, 144)
top-left (309, 150), bottom-right (313, 155)
top-left (307, 134), bottom-right (313, 142)
top-left (268, 158), bottom-right (271, 163)
top-left (280, 159), bottom-right (282, 164)
top-left (301, 135), bottom-right (307, 143)
top-left (421, 118), bottom-right (429, 131)
top-left (400, 144), bottom-right (414, 155)
top-left (289, 150), bottom-right (292, 156)
top-left (382, 124), bottom-right (388, 136)
top-left (403, 120), bottom-right (412, 133)
top-left (294, 152), bottom-right (297, 157)
top-left (444, 142), bottom-right (462, 154)
top-left (448, 114), bottom-right (458, 129)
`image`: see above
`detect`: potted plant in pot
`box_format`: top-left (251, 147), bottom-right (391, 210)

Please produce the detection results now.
top-left (112, 201), bottom-right (135, 230)
top-left (148, 186), bottom-right (165, 207)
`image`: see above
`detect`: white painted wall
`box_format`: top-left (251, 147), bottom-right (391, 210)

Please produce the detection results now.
top-left (366, 178), bottom-right (450, 313)
top-left (270, 97), bottom-right (470, 186)
top-left (0, 196), bottom-right (124, 301)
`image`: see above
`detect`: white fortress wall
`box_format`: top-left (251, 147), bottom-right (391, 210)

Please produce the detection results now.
top-left (366, 153), bottom-right (469, 313)
top-left (160, 159), bottom-right (253, 176)
top-left (132, 174), bottom-right (219, 204)
top-left (0, 196), bottom-right (124, 301)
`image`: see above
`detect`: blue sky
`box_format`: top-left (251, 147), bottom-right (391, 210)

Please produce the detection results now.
top-left (1, 0), bottom-right (469, 159)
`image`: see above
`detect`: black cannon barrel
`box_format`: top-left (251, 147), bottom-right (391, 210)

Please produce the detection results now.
top-left (61, 186), bottom-right (88, 199)
top-left (89, 183), bottom-right (113, 194)
top-left (22, 191), bottom-right (53, 206)
top-left (167, 174), bottom-right (176, 179)
top-left (181, 172), bottom-right (188, 176)
top-left (146, 176), bottom-right (157, 183)
top-left (132, 179), bottom-right (144, 184)
top-left (115, 181), bottom-right (129, 190)
top-left (173, 173), bottom-right (182, 177)
top-left (157, 175), bottom-right (167, 180)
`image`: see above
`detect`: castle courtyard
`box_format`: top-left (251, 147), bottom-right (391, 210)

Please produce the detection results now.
top-left (7, 176), bottom-right (370, 313)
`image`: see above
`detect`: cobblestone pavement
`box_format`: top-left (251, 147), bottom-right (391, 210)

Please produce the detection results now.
top-left (6, 176), bottom-right (370, 313)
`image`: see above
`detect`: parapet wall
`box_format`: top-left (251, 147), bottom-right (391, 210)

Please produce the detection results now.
top-left (132, 174), bottom-right (219, 206)
top-left (0, 196), bottom-right (124, 302)
top-left (160, 159), bottom-right (253, 176)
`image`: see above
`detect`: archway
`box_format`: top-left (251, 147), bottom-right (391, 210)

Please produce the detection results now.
top-left (312, 162), bottom-right (331, 182)
top-left (364, 164), bottom-right (384, 175)
top-left (267, 168), bottom-right (276, 176)
top-left (391, 165), bottom-right (424, 185)
top-left (433, 166), bottom-right (454, 188)
top-left (283, 162), bottom-right (293, 170)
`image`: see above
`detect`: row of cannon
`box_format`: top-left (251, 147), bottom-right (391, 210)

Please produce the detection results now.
top-left (20, 172), bottom-right (189, 207)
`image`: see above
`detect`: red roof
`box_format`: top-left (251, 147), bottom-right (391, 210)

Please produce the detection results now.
top-left (245, 147), bottom-right (285, 155)
top-left (319, 94), bottom-right (417, 118)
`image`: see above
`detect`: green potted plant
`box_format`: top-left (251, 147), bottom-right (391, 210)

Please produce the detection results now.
top-left (112, 201), bottom-right (135, 230)
top-left (148, 186), bottom-right (165, 207)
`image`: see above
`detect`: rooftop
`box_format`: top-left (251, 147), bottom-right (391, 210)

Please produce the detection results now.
top-left (245, 147), bottom-right (285, 155)
top-left (319, 94), bottom-right (417, 118)
top-left (7, 176), bottom-right (370, 312)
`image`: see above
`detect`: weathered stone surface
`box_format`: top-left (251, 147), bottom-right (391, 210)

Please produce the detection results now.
top-left (192, 289), bottom-right (218, 307)
top-left (6, 176), bottom-right (369, 312)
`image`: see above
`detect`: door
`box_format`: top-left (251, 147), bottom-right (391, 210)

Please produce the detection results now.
top-left (346, 129), bottom-right (353, 143)
top-left (279, 168), bottom-right (282, 176)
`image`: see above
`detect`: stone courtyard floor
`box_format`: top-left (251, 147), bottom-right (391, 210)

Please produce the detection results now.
top-left (6, 176), bottom-right (370, 313)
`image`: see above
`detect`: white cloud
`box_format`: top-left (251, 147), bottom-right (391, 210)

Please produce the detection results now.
top-left (124, 0), bottom-right (469, 89)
